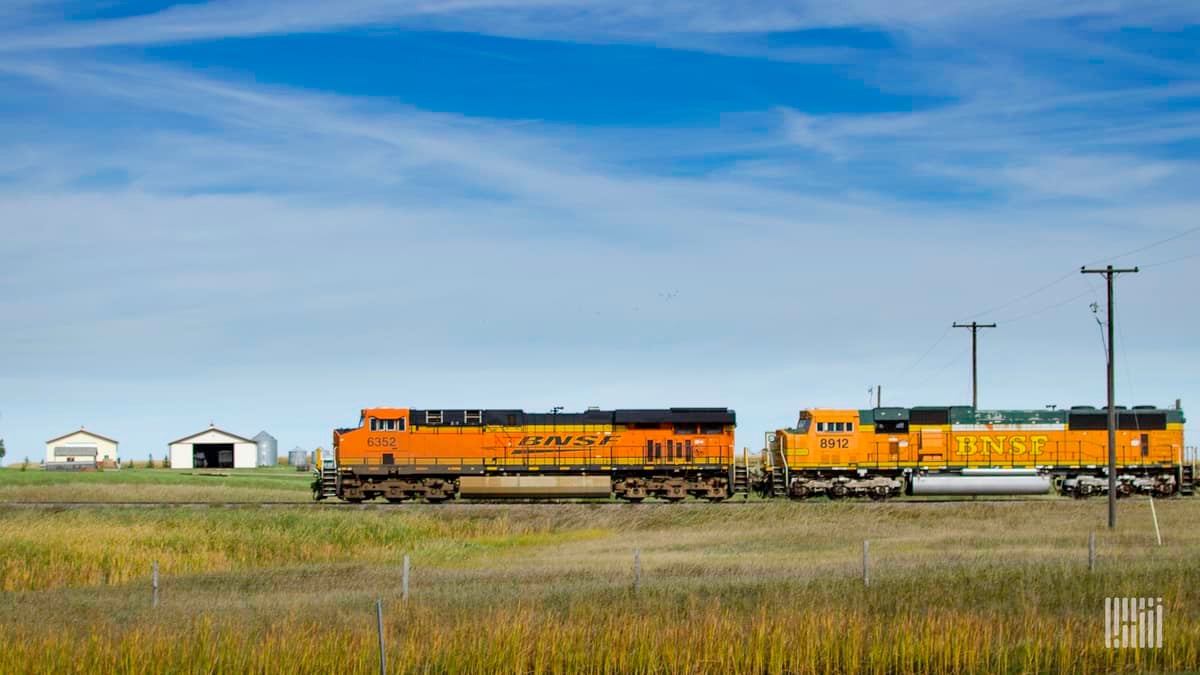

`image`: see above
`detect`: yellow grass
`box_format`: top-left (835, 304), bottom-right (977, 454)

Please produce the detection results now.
top-left (1, 500), bottom-right (1197, 673)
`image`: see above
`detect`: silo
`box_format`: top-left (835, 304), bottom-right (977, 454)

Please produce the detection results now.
top-left (288, 446), bottom-right (308, 467)
top-left (253, 431), bottom-right (278, 468)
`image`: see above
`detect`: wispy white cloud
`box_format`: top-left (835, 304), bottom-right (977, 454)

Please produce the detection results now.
top-left (1, 0), bottom-right (1198, 53)
top-left (1, 4), bottom-right (1198, 458)
top-left (1000, 155), bottom-right (1177, 199)
top-left (767, 74), bottom-right (1200, 204)
top-left (0, 58), bottom-right (945, 241)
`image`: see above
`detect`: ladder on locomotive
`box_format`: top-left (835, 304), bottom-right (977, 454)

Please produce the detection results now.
top-left (731, 449), bottom-right (751, 496)
top-left (1181, 462), bottom-right (1196, 497)
top-left (316, 453), bottom-right (338, 500)
top-left (768, 445), bottom-right (788, 497)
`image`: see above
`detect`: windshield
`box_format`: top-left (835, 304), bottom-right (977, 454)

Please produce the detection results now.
top-left (791, 417), bottom-right (812, 434)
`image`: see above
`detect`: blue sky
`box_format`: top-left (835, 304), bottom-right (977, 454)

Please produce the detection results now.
top-left (1, 1), bottom-right (1198, 461)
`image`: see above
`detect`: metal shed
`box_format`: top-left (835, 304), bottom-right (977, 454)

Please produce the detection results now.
top-left (44, 428), bottom-right (119, 470)
top-left (169, 424), bottom-right (257, 469)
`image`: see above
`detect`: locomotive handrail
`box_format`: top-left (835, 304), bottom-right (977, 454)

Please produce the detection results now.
top-left (772, 434), bottom-right (1177, 472)
top-left (340, 445), bottom-right (736, 468)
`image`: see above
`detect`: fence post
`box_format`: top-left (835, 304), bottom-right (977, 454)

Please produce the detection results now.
top-left (402, 554), bottom-right (410, 603)
top-left (862, 541), bottom-right (870, 586)
top-left (1088, 532), bottom-right (1096, 572)
top-left (1149, 497), bottom-right (1162, 546)
top-left (633, 548), bottom-right (641, 595)
top-left (152, 560), bottom-right (159, 608)
top-left (376, 598), bottom-right (386, 675)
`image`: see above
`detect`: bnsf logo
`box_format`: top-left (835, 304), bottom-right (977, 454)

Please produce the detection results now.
top-left (955, 435), bottom-right (1048, 456)
top-left (517, 435), bottom-right (621, 447)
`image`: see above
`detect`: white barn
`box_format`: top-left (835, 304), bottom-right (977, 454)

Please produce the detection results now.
top-left (45, 428), bottom-right (119, 468)
top-left (169, 425), bottom-right (257, 469)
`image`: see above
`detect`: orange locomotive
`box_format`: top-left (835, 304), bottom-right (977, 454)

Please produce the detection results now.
top-left (321, 407), bottom-right (737, 502)
top-left (764, 404), bottom-right (1190, 499)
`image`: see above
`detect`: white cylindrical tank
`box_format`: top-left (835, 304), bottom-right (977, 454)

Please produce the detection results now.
top-left (909, 469), bottom-right (1051, 496)
top-left (288, 447), bottom-right (307, 467)
top-left (253, 431), bottom-right (278, 468)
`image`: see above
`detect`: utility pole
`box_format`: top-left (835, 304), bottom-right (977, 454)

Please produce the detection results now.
top-left (952, 322), bottom-right (996, 410)
top-left (1081, 265), bottom-right (1138, 529)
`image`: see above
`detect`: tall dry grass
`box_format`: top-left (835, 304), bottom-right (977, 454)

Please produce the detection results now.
top-left (1, 500), bottom-right (1197, 673)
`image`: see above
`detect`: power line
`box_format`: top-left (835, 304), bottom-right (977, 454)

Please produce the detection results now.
top-left (1084, 224), bottom-right (1200, 267)
top-left (884, 325), bottom-right (953, 404)
top-left (995, 288), bottom-right (1094, 324)
top-left (961, 223), bottom-right (1198, 323)
top-left (907, 344), bottom-right (971, 395)
top-left (1117, 308), bottom-right (1137, 411)
top-left (894, 325), bottom-right (953, 377)
top-left (893, 225), bottom-right (1192, 402)
top-left (1141, 249), bottom-right (1200, 269)
top-left (958, 270), bottom-right (1076, 321)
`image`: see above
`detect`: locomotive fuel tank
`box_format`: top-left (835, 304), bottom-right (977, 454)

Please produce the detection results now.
top-left (458, 475), bottom-right (613, 498)
top-left (908, 469), bottom-right (1051, 496)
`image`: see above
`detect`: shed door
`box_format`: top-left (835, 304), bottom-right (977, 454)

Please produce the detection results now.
top-left (54, 445), bottom-right (97, 460)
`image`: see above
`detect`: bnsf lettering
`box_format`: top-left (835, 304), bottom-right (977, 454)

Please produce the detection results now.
top-left (955, 435), bottom-right (1047, 456)
top-left (518, 435), bottom-right (619, 447)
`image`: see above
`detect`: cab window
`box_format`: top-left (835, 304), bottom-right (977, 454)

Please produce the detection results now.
top-left (369, 418), bottom-right (406, 432)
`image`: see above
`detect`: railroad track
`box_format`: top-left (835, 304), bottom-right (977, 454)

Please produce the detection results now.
top-left (0, 498), bottom-right (1070, 509)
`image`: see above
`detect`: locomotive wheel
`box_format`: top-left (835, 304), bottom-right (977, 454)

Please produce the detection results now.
top-left (385, 497), bottom-right (406, 504)
top-left (827, 485), bottom-right (848, 500)
top-left (868, 491), bottom-right (889, 502)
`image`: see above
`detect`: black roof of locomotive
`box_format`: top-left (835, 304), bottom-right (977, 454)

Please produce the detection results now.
top-left (406, 407), bottom-right (736, 427)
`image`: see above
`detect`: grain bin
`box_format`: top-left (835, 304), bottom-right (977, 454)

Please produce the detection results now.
top-left (253, 431), bottom-right (278, 468)
top-left (288, 447), bottom-right (308, 467)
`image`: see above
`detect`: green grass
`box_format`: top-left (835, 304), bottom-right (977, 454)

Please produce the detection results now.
top-left (0, 500), bottom-right (1197, 673)
top-left (0, 466), bottom-right (312, 502)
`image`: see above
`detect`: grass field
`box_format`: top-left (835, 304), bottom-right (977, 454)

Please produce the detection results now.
top-left (0, 465), bottom-right (312, 503)
top-left (0, 496), bottom-right (1197, 673)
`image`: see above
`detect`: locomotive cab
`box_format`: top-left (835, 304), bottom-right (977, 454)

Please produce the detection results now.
top-left (776, 410), bottom-right (863, 465)
top-left (332, 407), bottom-right (412, 467)
top-left (765, 409), bottom-right (902, 500)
